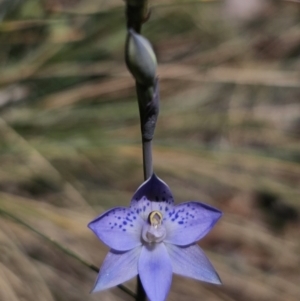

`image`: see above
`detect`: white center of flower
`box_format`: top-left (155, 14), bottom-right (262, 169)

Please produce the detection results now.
top-left (142, 210), bottom-right (166, 243)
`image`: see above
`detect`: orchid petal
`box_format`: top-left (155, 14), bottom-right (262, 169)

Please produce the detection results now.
top-left (138, 243), bottom-right (172, 301)
top-left (88, 207), bottom-right (144, 251)
top-left (131, 174), bottom-right (174, 220)
top-left (166, 243), bottom-right (221, 284)
top-left (164, 202), bottom-right (222, 246)
top-left (92, 247), bottom-right (141, 292)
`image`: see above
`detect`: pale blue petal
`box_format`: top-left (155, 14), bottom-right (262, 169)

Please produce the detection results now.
top-left (92, 247), bottom-right (141, 292)
top-left (164, 202), bottom-right (222, 246)
top-left (165, 243), bottom-right (221, 284)
top-left (88, 207), bottom-right (144, 251)
top-left (138, 243), bottom-right (172, 301)
top-left (131, 174), bottom-right (174, 221)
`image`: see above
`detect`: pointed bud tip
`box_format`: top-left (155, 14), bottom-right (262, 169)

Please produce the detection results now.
top-left (125, 29), bottom-right (157, 86)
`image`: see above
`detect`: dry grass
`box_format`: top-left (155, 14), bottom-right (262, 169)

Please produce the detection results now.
top-left (0, 0), bottom-right (299, 301)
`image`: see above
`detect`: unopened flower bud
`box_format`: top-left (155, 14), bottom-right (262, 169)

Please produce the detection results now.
top-left (125, 29), bottom-right (157, 86)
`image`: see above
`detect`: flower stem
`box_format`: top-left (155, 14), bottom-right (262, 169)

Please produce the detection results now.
top-left (0, 208), bottom-right (136, 299)
top-left (125, 1), bottom-right (153, 300)
top-left (137, 275), bottom-right (147, 301)
top-left (142, 139), bottom-right (153, 179)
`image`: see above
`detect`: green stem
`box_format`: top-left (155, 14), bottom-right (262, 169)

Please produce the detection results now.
top-left (0, 208), bottom-right (136, 299)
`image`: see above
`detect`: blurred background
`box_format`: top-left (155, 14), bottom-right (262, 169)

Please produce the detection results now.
top-left (0, 0), bottom-right (300, 300)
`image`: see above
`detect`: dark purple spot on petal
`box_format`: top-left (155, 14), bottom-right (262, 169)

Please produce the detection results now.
top-left (178, 221), bottom-right (184, 225)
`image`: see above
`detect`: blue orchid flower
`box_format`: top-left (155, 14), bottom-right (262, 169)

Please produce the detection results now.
top-left (88, 174), bottom-right (222, 301)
